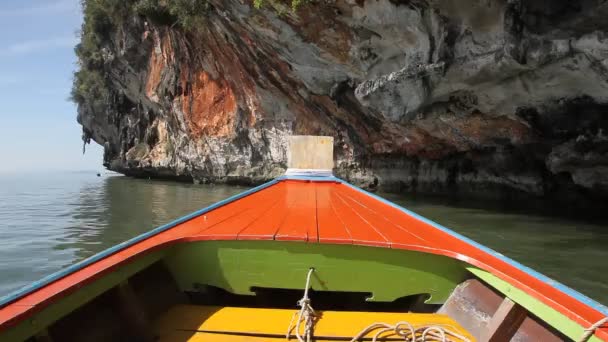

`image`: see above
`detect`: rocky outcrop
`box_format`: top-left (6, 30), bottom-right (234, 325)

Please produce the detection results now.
top-left (76, 0), bottom-right (608, 206)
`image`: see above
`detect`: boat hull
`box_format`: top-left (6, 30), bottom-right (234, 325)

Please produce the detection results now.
top-left (0, 176), bottom-right (606, 341)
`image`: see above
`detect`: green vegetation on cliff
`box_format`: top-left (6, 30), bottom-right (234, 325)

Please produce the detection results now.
top-left (254, 0), bottom-right (309, 11)
top-left (71, 0), bottom-right (123, 112)
top-left (133, 0), bottom-right (210, 29)
top-left (71, 0), bottom-right (212, 110)
top-left (71, 0), bottom-right (309, 109)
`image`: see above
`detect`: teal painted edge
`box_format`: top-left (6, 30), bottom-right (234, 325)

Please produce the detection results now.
top-left (329, 176), bottom-right (608, 316)
top-left (0, 178), bottom-right (281, 309)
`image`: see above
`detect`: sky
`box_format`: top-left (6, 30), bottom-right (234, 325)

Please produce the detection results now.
top-left (0, 0), bottom-right (104, 173)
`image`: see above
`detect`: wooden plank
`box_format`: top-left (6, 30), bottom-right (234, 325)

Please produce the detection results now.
top-left (439, 279), bottom-right (504, 339)
top-left (317, 183), bottom-right (353, 244)
top-left (155, 304), bottom-right (475, 341)
top-left (200, 185), bottom-right (284, 240)
top-left (329, 190), bottom-right (389, 247)
top-left (157, 330), bottom-right (361, 342)
top-left (334, 188), bottom-right (427, 246)
top-left (275, 182), bottom-right (317, 241)
top-left (288, 135), bottom-right (334, 170)
top-left (481, 297), bottom-right (527, 342)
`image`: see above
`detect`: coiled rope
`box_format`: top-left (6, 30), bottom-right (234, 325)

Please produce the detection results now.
top-left (348, 321), bottom-right (471, 342)
top-left (287, 268), bottom-right (317, 342)
top-left (287, 268), bottom-right (471, 342)
top-left (578, 317), bottom-right (608, 342)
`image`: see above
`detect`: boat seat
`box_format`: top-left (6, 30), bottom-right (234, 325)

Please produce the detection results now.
top-left (155, 305), bottom-right (475, 341)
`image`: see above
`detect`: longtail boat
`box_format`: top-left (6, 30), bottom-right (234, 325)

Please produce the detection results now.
top-left (1, 136), bottom-right (606, 342)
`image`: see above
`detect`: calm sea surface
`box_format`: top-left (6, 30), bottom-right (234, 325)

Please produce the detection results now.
top-left (0, 172), bottom-right (606, 304)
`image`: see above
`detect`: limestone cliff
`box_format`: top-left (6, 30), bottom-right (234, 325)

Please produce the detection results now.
top-left (75, 0), bottom-right (608, 206)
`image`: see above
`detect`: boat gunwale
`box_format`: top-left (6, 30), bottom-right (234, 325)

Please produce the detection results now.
top-left (338, 180), bottom-right (608, 317)
top-left (0, 175), bottom-right (606, 340)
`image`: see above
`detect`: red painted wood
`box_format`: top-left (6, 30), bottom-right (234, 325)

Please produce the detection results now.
top-left (275, 182), bottom-right (316, 242)
top-left (333, 188), bottom-right (427, 246)
top-left (0, 179), bottom-right (606, 341)
top-left (316, 183), bottom-right (352, 244)
top-left (199, 183), bottom-right (284, 239)
top-left (328, 188), bottom-right (389, 247)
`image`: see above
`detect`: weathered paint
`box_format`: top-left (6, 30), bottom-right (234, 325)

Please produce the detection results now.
top-left (469, 267), bottom-right (603, 342)
top-left (164, 241), bottom-right (468, 304)
top-left (2, 251), bottom-right (164, 342)
top-left (287, 135), bottom-right (334, 170)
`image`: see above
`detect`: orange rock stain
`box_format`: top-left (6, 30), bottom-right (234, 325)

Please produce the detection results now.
top-left (180, 70), bottom-right (237, 138)
top-left (145, 32), bottom-right (174, 102)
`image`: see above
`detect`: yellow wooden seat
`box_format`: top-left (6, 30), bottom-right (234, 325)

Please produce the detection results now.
top-left (154, 305), bottom-right (475, 341)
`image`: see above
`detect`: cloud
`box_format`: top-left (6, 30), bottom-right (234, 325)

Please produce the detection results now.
top-left (0, 0), bottom-right (78, 17)
top-left (0, 36), bottom-right (78, 57)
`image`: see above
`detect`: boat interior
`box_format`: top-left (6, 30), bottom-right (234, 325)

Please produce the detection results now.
top-left (10, 241), bottom-right (571, 342)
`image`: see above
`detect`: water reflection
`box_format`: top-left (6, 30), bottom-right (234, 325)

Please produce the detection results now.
top-left (0, 173), bottom-right (246, 297)
top-left (60, 176), bottom-right (248, 261)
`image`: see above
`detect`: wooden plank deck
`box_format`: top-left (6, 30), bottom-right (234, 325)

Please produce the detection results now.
top-left (154, 305), bottom-right (475, 342)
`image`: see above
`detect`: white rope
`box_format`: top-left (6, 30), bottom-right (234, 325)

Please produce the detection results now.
top-left (287, 268), bottom-right (317, 342)
top-left (578, 317), bottom-right (608, 342)
top-left (285, 268), bottom-right (471, 342)
top-left (348, 321), bottom-right (471, 342)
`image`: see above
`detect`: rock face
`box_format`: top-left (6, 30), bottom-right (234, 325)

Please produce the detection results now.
top-left (76, 0), bottom-right (608, 206)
